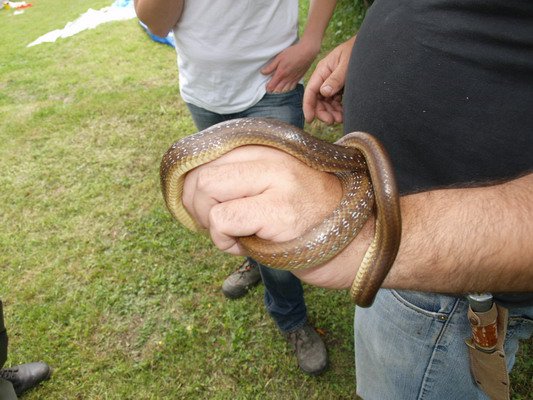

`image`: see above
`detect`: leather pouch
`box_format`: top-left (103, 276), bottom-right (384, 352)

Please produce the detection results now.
top-left (466, 304), bottom-right (509, 400)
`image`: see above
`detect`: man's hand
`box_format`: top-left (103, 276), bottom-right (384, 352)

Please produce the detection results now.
top-left (303, 36), bottom-right (356, 125)
top-left (261, 41), bottom-right (318, 94)
top-left (182, 145), bottom-right (343, 258)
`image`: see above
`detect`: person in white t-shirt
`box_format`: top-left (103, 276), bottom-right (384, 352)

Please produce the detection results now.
top-left (134, 0), bottom-right (337, 375)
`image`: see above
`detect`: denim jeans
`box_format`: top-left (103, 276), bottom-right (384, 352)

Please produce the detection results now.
top-left (354, 289), bottom-right (533, 399)
top-left (186, 85), bottom-right (307, 332)
top-left (186, 85), bottom-right (305, 132)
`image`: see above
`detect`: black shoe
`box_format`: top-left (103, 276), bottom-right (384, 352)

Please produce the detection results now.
top-left (221, 259), bottom-right (262, 299)
top-left (284, 322), bottom-right (328, 376)
top-left (0, 362), bottom-right (51, 396)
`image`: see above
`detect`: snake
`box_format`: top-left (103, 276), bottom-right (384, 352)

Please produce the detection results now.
top-left (160, 117), bottom-right (401, 307)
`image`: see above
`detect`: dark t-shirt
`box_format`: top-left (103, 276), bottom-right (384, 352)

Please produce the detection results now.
top-left (343, 0), bottom-right (533, 306)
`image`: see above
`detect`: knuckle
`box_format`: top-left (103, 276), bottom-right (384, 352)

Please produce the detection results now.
top-left (195, 167), bottom-right (217, 192)
top-left (209, 203), bottom-right (233, 232)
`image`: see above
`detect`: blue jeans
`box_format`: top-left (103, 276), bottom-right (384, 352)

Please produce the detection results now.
top-left (186, 85), bottom-right (307, 332)
top-left (354, 289), bottom-right (533, 399)
top-left (186, 85), bottom-right (305, 132)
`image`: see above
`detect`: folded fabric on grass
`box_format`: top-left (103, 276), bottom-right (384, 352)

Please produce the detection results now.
top-left (27, 0), bottom-right (136, 47)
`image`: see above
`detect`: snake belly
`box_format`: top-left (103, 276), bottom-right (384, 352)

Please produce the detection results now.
top-left (160, 117), bottom-right (401, 307)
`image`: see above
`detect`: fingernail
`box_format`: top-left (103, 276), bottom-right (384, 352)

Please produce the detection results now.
top-left (321, 85), bottom-right (333, 96)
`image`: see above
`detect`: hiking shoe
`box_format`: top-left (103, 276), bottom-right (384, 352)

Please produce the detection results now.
top-left (0, 362), bottom-right (52, 395)
top-left (284, 322), bottom-right (328, 376)
top-left (221, 259), bottom-right (262, 299)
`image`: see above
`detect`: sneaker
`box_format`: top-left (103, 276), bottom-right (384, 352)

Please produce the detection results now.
top-left (0, 362), bottom-right (52, 396)
top-left (284, 322), bottom-right (328, 376)
top-left (221, 259), bottom-right (262, 299)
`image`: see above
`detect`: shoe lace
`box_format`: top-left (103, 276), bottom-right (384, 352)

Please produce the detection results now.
top-left (236, 260), bottom-right (254, 274)
top-left (287, 326), bottom-right (313, 351)
top-left (0, 367), bottom-right (19, 382)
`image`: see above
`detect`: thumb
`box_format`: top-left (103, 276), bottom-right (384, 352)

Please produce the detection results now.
top-left (320, 68), bottom-right (346, 98)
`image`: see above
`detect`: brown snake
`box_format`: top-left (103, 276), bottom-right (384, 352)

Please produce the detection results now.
top-left (160, 118), bottom-right (401, 307)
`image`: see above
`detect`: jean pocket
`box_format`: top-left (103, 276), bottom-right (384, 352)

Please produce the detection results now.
top-left (390, 290), bottom-right (457, 320)
top-left (263, 84), bottom-right (304, 99)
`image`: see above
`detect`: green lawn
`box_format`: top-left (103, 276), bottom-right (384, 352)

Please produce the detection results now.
top-left (0, 0), bottom-right (530, 399)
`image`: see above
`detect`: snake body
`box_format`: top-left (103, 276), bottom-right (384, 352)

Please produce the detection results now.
top-left (160, 118), bottom-right (401, 307)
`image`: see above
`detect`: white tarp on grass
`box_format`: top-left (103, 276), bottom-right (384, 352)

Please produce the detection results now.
top-left (27, 0), bottom-right (136, 47)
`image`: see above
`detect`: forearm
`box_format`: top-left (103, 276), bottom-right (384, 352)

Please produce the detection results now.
top-left (385, 173), bottom-right (533, 293)
top-left (134, 0), bottom-right (183, 37)
top-left (298, 173), bottom-right (533, 293)
top-left (300, 0), bottom-right (338, 56)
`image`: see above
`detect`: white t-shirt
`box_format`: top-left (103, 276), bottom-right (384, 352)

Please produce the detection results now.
top-left (172, 0), bottom-right (299, 114)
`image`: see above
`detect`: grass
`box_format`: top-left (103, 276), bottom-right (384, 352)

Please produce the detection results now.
top-left (0, 0), bottom-right (531, 399)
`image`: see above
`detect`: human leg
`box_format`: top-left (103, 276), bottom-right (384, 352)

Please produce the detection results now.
top-left (187, 87), bottom-right (328, 374)
top-left (260, 265), bottom-right (307, 333)
top-left (223, 257), bottom-right (311, 338)
top-left (353, 289), bottom-right (533, 400)
top-left (260, 265), bottom-right (327, 375)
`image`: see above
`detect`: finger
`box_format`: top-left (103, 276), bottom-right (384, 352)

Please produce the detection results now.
top-left (208, 191), bottom-right (301, 253)
top-left (208, 197), bottom-right (266, 254)
top-left (267, 73), bottom-right (285, 93)
top-left (282, 82), bottom-right (296, 93)
top-left (320, 66), bottom-right (346, 98)
top-left (264, 61), bottom-right (285, 92)
top-left (313, 98), bottom-right (336, 125)
top-left (316, 110), bottom-right (334, 125)
top-left (332, 106), bottom-right (344, 124)
top-left (183, 148), bottom-right (288, 227)
top-left (315, 107), bottom-right (342, 125)
top-left (313, 92), bottom-right (344, 124)
top-left (260, 57), bottom-right (277, 76)
top-left (303, 69), bottom-right (326, 122)
top-left (191, 160), bottom-right (278, 227)
top-left (327, 95), bottom-right (344, 123)
top-left (323, 96), bottom-right (342, 115)
top-left (197, 161), bottom-right (273, 201)
top-left (216, 241), bottom-right (244, 256)
top-left (181, 168), bottom-right (202, 225)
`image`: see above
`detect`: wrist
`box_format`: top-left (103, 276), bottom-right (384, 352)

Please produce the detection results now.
top-left (297, 35), bottom-right (321, 59)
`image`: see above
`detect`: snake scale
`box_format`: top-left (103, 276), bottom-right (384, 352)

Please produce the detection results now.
top-left (160, 118), bottom-right (401, 307)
